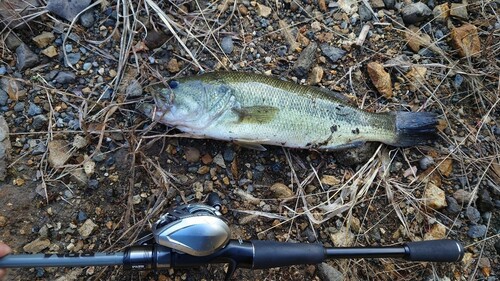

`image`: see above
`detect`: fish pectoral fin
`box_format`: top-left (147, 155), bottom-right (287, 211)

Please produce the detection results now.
top-left (234, 139), bottom-right (267, 151)
top-left (325, 141), bottom-right (365, 151)
top-left (232, 106), bottom-right (279, 124)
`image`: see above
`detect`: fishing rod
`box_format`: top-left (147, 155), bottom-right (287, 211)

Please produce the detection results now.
top-left (0, 193), bottom-right (464, 280)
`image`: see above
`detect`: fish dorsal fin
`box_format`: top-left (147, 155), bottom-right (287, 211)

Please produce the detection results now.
top-left (232, 106), bottom-right (279, 124)
top-left (233, 139), bottom-right (267, 151)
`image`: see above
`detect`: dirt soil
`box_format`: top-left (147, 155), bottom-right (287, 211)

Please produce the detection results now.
top-left (0, 1), bottom-right (499, 281)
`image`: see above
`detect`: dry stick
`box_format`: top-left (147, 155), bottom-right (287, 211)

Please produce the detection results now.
top-left (145, 0), bottom-right (204, 71)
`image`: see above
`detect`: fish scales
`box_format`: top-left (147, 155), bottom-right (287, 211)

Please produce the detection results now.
top-left (148, 72), bottom-right (437, 150)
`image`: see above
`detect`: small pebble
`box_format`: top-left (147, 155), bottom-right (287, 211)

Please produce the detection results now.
top-left (0, 65), bottom-right (6, 75)
top-left (14, 102), bottom-right (25, 112)
top-left (83, 62), bottom-right (92, 71)
top-left (465, 206), bottom-right (480, 224)
top-left (419, 156), bottom-right (434, 170)
top-left (221, 36), bottom-right (234, 54)
top-left (467, 224), bottom-right (487, 238)
top-left (27, 103), bottom-right (42, 116)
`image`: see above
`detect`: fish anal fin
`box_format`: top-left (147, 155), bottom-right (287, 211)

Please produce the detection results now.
top-left (232, 106), bottom-right (279, 124)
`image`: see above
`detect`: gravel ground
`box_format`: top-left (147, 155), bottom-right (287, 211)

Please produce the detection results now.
top-left (0, 1), bottom-right (499, 280)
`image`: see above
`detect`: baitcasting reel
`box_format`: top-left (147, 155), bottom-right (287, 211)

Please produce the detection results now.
top-left (150, 193), bottom-right (230, 256)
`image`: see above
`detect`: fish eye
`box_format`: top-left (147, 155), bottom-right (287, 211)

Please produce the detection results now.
top-left (168, 80), bottom-right (179, 89)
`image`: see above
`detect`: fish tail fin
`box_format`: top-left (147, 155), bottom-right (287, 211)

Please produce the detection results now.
top-left (391, 112), bottom-right (438, 147)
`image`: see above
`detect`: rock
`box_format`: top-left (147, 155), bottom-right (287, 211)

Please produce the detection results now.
top-left (317, 263), bottom-right (344, 281)
top-left (320, 44), bottom-right (346, 63)
top-left (82, 62), bottom-right (92, 71)
top-left (338, 0), bottom-right (358, 15)
top-left (453, 189), bottom-right (476, 204)
top-left (424, 223), bottom-right (446, 240)
top-left (367, 62), bottom-right (392, 98)
top-left (213, 153), bottom-right (226, 168)
top-left (405, 66), bottom-right (427, 92)
top-left (476, 189), bottom-right (494, 212)
top-left (419, 156), bottom-right (434, 170)
top-left (450, 3), bottom-right (468, 19)
top-left (47, 0), bottom-right (92, 22)
top-left (0, 88), bottom-right (8, 106)
top-left (223, 148), bottom-right (234, 162)
top-left (446, 196), bottom-right (462, 214)
top-left (77, 211), bottom-right (88, 222)
top-left (27, 102), bottom-right (42, 116)
top-left (238, 4), bottom-right (248, 16)
top-left (0, 0), bottom-right (40, 29)
top-left (433, 3), bottom-right (450, 22)
top-left (16, 44), bottom-right (39, 71)
top-left (54, 71), bottom-right (76, 84)
top-left (270, 183), bottom-right (294, 198)
top-left (311, 21), bottom-right (321, 32)
top-left (65, 53), bottom-right (81, 66)
top-left (0, 66), bottom-right (5, 75)
top-left (308, 66), bottom-right (324, 85)
top-left (72, 135), bottom-right (87, 149)
top-left (41, 46), bottom-right (58, 58)
top-left (126, 79), bottom-right (142, 98)
top-left (383, 0), bottom-right (395, 9)
top-left (5, 33), bottom-right (23, 51)
top-left (167, 58), bottom-right (180, 73)
top-left (221, 36), bottom-right (234, 54)
top-left (466, 206), bottom-right (481, 224)
top-left (424, 182), bottom-right (447, 209)
top-left (401, 2), bottom-right (432, 24)
top-left (494, 240), bottom-right (500, 255)
top-left (359, 4), bottom-right (372, 21)
top-left (292, 42), bottom-right (317, 79)
top-left (78, 219), bottom-right (97, 238)
top-left (467, 224), bottom-right (487, 238)
top-left (334, 142), bottom-right (378, 166)
top-left (184, 147), bottom-right (200, 163)
top-left (13, 102), bottom-right (24, 112)
top-left (79, 10), bottom-right (95, 27)
top-left (144, 30), bottom-right (169, 49)
top-left (256, 3), bottom-right (272, 17)
top-left (48, 140), bottom-right (71, 168)
top-left (32, 115), bottom-right (48, 130)
top-left (450, 24), bottom-right (481, 58)
top-left (370, 0), bottom-right (385, 9)
top-left (23, 238), bottom-right (50, 253)
top-left (329, 227), bottom-right (354, 247)
top-left (32, 32), bottom-right (55, 48)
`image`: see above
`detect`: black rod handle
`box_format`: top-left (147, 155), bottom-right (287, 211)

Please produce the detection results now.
top-left (251, 240), bottom-right (325, 269)
top-left (404, 239), bottom-right (464, 262)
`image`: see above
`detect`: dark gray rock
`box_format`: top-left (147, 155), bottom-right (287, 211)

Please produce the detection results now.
top-left (465, 206), bottom-right (481, 224)
top-left (32, 115), bottom-right (48, 130)
top-left (467, 225), bottom-right (487, 238)
top-left (16, 44), bottom-right (39, 71)
top-left (359, 5), bottom-right (372, 21)
top-left (223, 148), bottom-right (234, 162)
top-left (446, 196), bottom-right (461, 214)
top-left (0, 65), bottom-right (6, 75)
top-left (492, 125), bottom-right (500, 136)
top-left (77, 211), bottom-right (88, 222)
top-left (0, 89), bottom-right (8, 106)
top-left (317, 263), bottom-right (344, 281)
top-left (221, 36), bottom-right (234, 54)
top-left (383, 0), bottom-right (396, 9)
top-left (13, 102), bottom-right (25, 112)
top-left (83, 62), bottom-right (92, 71)
top-left (54, 71), bottom-right (76, 84)
top-left (79, 10), bottom-right (94, 28)
top-left (401, 2), bottom-right (432, 24)
top-left (27, 103), bottom-right (42, 116)
top-left (5, 33), bottom-right (23, 51)
top-left (31, 142), bottom-right (47, 155)
top-left (47, 0), bottom-right (92, 22)
top-left (292, 42), bottom-right (317, 79)
top-left (477, 189), bottom-right (494, 212)
top-left (320, 43), bottom-right (346, 63)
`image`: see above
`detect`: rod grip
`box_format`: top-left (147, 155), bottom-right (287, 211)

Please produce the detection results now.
top-left (251, 240), bottom-right (325, 269)
top-left (404, 240), bottom-right (464, 262)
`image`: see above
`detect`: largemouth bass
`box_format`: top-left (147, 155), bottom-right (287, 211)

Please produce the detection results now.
top-left (145, 72), bottom-right (437, 151)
